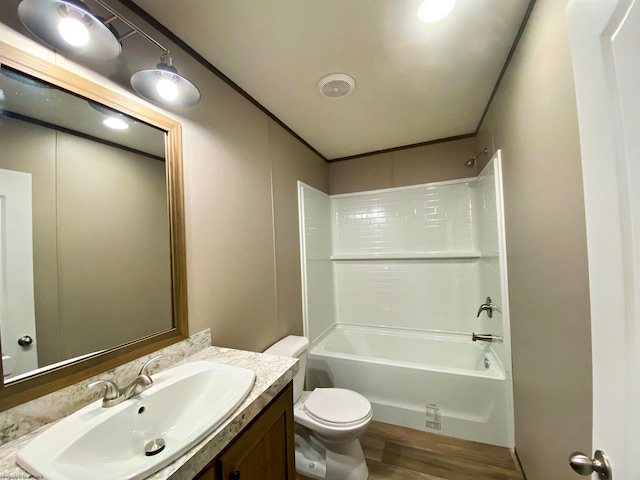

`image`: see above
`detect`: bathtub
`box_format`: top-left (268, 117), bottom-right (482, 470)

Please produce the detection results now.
top-left (306, 324), bottom-right (513, 447)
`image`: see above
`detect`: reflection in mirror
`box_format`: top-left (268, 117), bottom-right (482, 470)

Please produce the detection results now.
top-left (0, 65), bottom-right (174, 385)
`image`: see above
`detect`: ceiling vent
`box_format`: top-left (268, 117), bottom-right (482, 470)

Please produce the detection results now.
top-left (317, 73), bottom-right (356, 98)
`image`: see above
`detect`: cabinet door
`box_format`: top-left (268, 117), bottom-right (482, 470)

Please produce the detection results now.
top-left (218, 383), bottom-right (295, 480)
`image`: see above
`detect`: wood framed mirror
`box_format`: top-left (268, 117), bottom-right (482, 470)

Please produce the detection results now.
top-left (0, 41), bottom-right (188, 412)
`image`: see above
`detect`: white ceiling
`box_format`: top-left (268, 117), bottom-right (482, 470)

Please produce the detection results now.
top-left (131, 0), bottom-right (530, 160)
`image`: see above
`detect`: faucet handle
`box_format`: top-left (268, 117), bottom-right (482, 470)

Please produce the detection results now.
top-left (476, 296), bottom-right (495, 318)
top-left (138, 355), bottom-right (162, 377)
top-left (88, 379), bottom-right (121, 401)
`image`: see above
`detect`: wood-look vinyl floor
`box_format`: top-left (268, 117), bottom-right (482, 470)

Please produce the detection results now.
top-left (296, 421), bottom-right (525, 480)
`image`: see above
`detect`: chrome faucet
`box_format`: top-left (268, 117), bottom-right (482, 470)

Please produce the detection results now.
top-left (472, 333), bottom-right (503, 343)
top-left (88, 355), bottom-right (161, 407)
top-left (476, 296), bottom-right (496, 318)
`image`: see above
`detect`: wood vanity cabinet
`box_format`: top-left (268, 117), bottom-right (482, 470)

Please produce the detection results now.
top-left (194, 383), bottom-right (295, 480)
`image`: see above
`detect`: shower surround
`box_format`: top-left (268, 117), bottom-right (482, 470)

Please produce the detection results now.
top-left (298, 153), bottom-right (514, 447)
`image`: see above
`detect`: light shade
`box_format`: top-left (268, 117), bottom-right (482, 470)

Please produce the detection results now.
top-left (88, 100), bottom-right (132, 130)
top-left (18, 0), bottom-right (121, 60)
top-left (131, 62), bottom-right (201, 108)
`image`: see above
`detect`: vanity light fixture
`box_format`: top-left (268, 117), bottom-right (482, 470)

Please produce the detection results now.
top-left (418, 0), bottom-right (456, 23)
top-left (16, 0), bottom-right (201, 107)
top-left (17, 0), bottom-right (121, 60)
top-left (131, 52), bottom-right (201, 108)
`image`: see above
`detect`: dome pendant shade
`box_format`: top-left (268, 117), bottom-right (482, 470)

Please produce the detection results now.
top-left (18, 0), bottom-right (121, 60)
top-left (131, 62), bottom-right (201, 108)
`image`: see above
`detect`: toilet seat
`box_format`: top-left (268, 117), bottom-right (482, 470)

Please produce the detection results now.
top-left (304, 388), bottom-right (371, 427)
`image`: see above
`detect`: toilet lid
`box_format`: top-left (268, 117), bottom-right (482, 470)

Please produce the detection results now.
top-left (304, 388), bottom-right (371, 425)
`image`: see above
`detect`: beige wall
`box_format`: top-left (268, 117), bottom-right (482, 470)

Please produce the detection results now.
top-left (269, 121), bottom-right (329, 339)
top-left (476, 0), bottom-right (592, 478)
top-left (0, 1), bottom-right (328, 354)
top-left (174, 75), bottom-right (328, 353)
top-left (56, 133), bottom-right (172, 358)
top-left (328, 137), bottom-right (481, 194)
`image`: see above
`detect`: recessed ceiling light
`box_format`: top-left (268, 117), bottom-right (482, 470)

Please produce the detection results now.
top-left (103, 116), bottom-right (128, 130)
top-left (418, 0), bottom-right (455, 23)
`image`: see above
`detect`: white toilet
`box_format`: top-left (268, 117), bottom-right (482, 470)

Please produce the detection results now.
top-left (264, 335), bottom-right (372, 480)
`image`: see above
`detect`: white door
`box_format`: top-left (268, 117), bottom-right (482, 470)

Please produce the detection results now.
top-left (568, 0), bottom-right (640, 478)
top-left (0, 168), bottom-right (38, 380)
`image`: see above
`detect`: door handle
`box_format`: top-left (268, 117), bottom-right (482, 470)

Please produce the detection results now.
top-left (569, 450), bottom-right (612, 479)
top-left (18, 335), bottom-right (33, 347)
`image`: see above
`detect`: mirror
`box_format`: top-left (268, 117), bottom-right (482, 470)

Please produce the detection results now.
top-left (0, 41), bottom-right (188, 411)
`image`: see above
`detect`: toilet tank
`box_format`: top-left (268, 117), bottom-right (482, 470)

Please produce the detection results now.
top-left (264, 335), bottom-right (309, 403)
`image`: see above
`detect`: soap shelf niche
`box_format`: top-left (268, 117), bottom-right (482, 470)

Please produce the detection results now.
top-left (330, 251), bottom-right (482, 261)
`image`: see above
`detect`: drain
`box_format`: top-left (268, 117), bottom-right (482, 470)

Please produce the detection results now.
top-left (144, 438), bottom-right (166, 456)
top-left (484, 357), bottom-right (491, 369)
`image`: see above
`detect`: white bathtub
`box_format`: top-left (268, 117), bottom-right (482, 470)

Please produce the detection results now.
top-left (306, 324), bottom-right (513, 447)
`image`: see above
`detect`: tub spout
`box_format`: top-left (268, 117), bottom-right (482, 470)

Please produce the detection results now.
top-left (472, 333), bottom-right (503, 343)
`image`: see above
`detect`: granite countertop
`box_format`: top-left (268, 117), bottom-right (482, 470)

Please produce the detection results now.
top-left (0, 346), bottom-right (298, 480)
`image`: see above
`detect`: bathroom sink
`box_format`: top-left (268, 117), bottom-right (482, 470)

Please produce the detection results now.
top-left (16, 360), bottom-right (255, 480)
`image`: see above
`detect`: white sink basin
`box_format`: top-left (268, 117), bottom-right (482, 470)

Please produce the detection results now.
top-left (16, 360), bottom-right (255, 480)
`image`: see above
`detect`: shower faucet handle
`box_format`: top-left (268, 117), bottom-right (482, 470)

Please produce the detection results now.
top-left (476, 297), bottom-right (495, 318)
